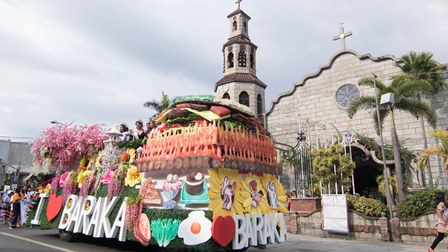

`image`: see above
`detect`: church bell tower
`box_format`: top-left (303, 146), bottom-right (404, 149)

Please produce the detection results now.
top-left (215, 3), bottom-right (267, 121)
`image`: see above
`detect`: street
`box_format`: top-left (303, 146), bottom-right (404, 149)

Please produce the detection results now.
top-left (0, 224), bottom-right (428, 252)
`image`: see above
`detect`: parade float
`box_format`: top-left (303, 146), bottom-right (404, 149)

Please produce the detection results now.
top-left (29, 95), bottom-right (288, 251)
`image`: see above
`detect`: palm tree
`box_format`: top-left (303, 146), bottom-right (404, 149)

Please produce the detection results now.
top-left (143, 92), bottom-right (171, 119)
top-left (348, 77), bottom-right (437, 202)
top-left (396, 51), bottom-right (447, 187)
top-left (418, 129), bottom-right (448, 172)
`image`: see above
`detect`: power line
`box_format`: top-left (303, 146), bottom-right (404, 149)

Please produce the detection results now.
top-left (0, 136), bottom-right (33, 140)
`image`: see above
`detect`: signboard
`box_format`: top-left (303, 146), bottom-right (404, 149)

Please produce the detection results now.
top-left (321, 194), bottom-right (348, 233)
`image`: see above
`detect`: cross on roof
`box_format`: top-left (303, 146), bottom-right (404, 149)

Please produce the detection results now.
top-left (235, 0), bottom-right (243, 10)
top-left (332, 23), bottom-right (352, 51)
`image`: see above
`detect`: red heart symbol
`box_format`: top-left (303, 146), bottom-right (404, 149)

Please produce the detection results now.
top-left (212, 216), bottom-right (236, 247)
top-left (46, 194), bottom-right (63, 222)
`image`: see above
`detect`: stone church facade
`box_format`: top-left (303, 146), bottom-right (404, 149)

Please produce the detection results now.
top-left (212, 5), bottom-right (448, 192)
top-left (266, 50), bottom-right (448, 191)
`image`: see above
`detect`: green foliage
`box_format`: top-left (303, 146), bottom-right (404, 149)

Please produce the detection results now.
top-left (347, 77), bottom-right (438, 133)
top-left (396, 189), bottom-right (444, 219)
top-left (118, 139), bottom-right (144, 149)
top-left (311, 144), bottom-right (355, 189)
top-left (346, 194), bottom-right (388, 218)
top-left (396, 51), bottom-right (448, 95)
top-left (376, 175), bottom-right (398, 204)
top-left (151, 219), bottom-right (181, 248)
top-left (144, 91), bottom-right (173, 119)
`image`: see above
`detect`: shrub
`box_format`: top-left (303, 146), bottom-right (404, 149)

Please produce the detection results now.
top-left (396, 189), bottom-right (444, 219)
top-left (346, 194), bottom-right (388, 218)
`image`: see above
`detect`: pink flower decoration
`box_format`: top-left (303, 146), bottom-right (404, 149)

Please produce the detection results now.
top-left (59, 171), bottom-right (71, 188)
top-left (102, 169), bottom-right (117, 184)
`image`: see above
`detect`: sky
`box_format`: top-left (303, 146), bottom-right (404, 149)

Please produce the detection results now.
top-left (0, 0), bottom-right (447, 140)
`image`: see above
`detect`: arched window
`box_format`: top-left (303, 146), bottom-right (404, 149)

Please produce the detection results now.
top-left (257, 94), bottom-right (262, 116)
top-left (243, 21), bottom-right (247, 32)
top-left (222, 93), bottom-right (230, 99)
top-left (250, 53), bottom-right (255, 69)
top-left (239, 91), bottom-right (249, 107)
top-left (233, 21), bottom-right (237, 31)
top-left (238, 51), bottom-right (247, 67)
top-left (227, 52), bottom-right (234, 68)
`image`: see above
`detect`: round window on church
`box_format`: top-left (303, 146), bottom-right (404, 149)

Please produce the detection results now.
top-left (335, 84), bottom-right (360, 109)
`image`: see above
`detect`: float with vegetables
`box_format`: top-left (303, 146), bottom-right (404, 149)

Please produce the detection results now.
top-left (29, 95), bottom-right (288, 251)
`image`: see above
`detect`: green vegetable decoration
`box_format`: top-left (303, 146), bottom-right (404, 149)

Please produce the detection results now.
top-left (151, 218), bottom-right (181, 247)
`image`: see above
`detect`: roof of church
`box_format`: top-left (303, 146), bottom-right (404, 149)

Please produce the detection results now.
top-left (223, 34), bottom-right (258, 51)
top-left (227, 9), bottom-right (251, 19)
top-left (266, 50), bottom-right (398, 116)
top-left (215, 72), bottom-right (267, 91)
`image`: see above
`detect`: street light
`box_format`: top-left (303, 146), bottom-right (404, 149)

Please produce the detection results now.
top-left (373, 74), bottom-right (394, 218)
top-left (50, 120), bottom-right (66, 126)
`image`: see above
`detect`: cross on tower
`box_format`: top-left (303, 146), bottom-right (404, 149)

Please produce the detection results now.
top-left (235, 0), bottom-right (243, 10)
top-left (332, 23), bottom-right (352, 51)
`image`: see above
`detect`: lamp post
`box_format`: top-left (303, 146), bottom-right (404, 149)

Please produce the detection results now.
top-left (373, 74), bottom-right (394, 217)
top-left (297, 131), bottom-right (307, 197)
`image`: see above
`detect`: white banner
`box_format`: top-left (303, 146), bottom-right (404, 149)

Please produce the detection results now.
top-left (321, 194), bottom-right (348, 233)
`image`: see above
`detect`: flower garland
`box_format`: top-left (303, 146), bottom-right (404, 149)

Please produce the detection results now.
top-left (107, 163), bottom-right (128, 201)
top-left (125, 195), bottom-right (143, 231)
top-left (49, 173), bottom-right (61, 195)
top-left (62, 171), bottom-right (78, 203)
top-left (30, 123), bottom-right (107, 172)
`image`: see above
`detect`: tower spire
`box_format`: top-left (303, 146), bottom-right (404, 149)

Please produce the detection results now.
top-left (236, 0), bottom-right (242, 10)
top-left (215, 5), bottom-right (267, 122)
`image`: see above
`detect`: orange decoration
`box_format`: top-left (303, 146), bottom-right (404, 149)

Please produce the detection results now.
top-left (190, 221), bottom-right (201, 235)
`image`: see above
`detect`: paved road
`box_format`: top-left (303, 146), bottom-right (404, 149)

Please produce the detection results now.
top-left (0, 224), bottom-right (428, 252)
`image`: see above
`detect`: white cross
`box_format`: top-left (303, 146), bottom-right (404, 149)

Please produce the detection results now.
top-left (235, 0), bottom-right (243, 10)
top-left (332, 23), bottom-right (352, 51)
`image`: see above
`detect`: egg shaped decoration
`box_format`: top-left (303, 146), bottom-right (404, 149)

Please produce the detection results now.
top-left (178, 211), bottom-right (212, 246)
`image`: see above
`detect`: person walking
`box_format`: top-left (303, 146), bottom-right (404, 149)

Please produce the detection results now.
top-left (2, 191), bottom-right (13, 224)
top-left (10, 188), bottom-right (21, 229)
top-left (429, 194), bottom-right (448, 251)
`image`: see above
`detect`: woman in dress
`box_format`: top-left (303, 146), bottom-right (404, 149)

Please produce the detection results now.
top-left (135, 120), bottom-right (147, 140)
top-left (429, 193), bottom-right (448, 251)
top-left (119, 124), bottom-right (134, 142)
top-left (2, 191), bottom-right (12, 224)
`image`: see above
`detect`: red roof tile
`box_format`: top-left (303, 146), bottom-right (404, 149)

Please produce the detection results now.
top-left (215, 73), bottom-right (267, 91)
top-left (223, 34), bottom-right (258, 50)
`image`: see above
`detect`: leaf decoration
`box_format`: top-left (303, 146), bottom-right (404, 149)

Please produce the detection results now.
top-left (150, 218), bottom-right (181, 247)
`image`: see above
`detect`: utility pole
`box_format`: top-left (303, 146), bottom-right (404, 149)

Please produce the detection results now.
top-left (373, 74), bottom-right (394, 217)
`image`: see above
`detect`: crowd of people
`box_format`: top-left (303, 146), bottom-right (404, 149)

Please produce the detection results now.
top-left (119, 120), bottom-right (161, 141)
top-left (0, 185), bottom-right (35, 229)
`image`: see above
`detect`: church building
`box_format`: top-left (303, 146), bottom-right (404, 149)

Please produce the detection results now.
top-left (266, 26), bottom-right (448, 193)
top-left (213, 4), bottom-right (448, 195)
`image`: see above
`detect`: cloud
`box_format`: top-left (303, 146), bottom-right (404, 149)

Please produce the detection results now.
top-left (0, 0), bottom-right (446, 139)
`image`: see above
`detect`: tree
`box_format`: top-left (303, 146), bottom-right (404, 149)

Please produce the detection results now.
top-left (418, 129), bottom-right (448, 172)
top-left (347, 77), bottom-right (437, 202)
top-left (143, 92), bottom-right (171, 119)
top-left (396, 51), bottom-right (447, 187)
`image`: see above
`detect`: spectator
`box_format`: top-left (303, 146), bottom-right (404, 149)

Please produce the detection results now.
top-left (119, 124), bottom-right (134, 141)
top-left (146, 121), bottom-right (156, 136)
top-left (135, 120), bottom-right (147, 140)
top-left (2, 191), bottom-right (12, 224)
top-left (429, 193), bottom-right (448, 251)
top-left (10, 188), bottom-right (21, 229)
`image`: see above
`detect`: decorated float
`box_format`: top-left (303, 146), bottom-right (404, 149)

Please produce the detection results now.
top-left (29, 95), bottom-right (288, 251)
